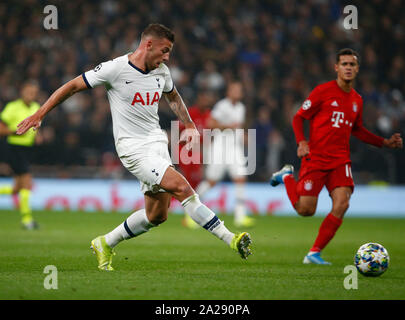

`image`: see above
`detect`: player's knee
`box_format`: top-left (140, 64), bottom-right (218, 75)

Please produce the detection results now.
top-left (173, 182), bottom-right (194, 199)
top-left (334, 200), bottom-right (350, 216)
top-left (296, 206), bottom-right (316, 217)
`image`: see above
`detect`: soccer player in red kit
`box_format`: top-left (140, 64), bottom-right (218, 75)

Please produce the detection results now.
top-left (178, 91), bottom-right (214, 228)
top-left (270, 48), bottom-right (403, 265)
top-left (178, 91), bottom-right (213, 189)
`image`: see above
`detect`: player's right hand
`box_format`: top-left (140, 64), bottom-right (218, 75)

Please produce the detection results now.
top-left (297, 140), bottom-right (310, 158)
top-left (179, 126), bottom-right (200, 151)
top-left (383, 133), bottom-right (403, 149)
top-left (16, 113), bottom-right (42, 135)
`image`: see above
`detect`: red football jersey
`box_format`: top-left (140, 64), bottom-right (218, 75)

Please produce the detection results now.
top-left (188, 106), bottom-right (211, 137)
top-left (178, 105), bottom-right (211, 163)
top-left (294, 80), bottom-right (383, 169)
top-left (178, 105), bottom-right (211, 141)
top-left (177, 106), bottom-right (211, 188)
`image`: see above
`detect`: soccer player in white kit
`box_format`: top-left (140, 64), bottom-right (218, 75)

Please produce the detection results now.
top-left (16, 24), bottom-right (252, 271)
top-left (195, 82), bottom-right (255, 228)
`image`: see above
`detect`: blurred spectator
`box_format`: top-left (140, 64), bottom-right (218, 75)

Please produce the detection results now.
top-left (252, 106), bottom-right (273, 181)
top-left (194, 60), bottom-right (225, 92)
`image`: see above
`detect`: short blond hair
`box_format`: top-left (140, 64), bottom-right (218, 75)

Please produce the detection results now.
top-left (141, 23), bottom-right (175, 42)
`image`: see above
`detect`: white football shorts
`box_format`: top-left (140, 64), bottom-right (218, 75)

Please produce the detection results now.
top-left (119, 140), bottom-right (173, 194)
top-left (205, 141), bottom-right (247, 181)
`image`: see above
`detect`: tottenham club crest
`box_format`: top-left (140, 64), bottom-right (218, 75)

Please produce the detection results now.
top-left (304, 180), bottom-right (313, 191)
top-left (302, 100), bottom-right (311, 110)
top-left (94, 63), bottom-right (102, 72)
top-left (352, 102), bottom-right (358, 113)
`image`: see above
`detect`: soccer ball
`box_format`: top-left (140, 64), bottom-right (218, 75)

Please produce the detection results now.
top-left (354, 243), bottom-right (389, 277)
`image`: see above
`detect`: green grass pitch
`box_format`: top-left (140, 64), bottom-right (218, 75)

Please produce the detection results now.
top-left (0, 209), bottom-right (404, 300)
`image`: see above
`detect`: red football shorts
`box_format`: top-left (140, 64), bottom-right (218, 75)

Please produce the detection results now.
top-left (297, 161), bottom-right (354, 197)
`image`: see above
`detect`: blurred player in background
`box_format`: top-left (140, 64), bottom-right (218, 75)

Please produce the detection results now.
top-left (17, 24), bottom-right (252, 271)
top-left (177, 90), bottom-right (215, 229)
top-left (0, 81), bottom-right (41, 230)
top-left (195, 81), bottom-right (255, 228)
top-left (270, 48), bottom-right (403, 265)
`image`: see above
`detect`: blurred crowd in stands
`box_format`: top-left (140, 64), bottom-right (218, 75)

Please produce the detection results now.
top-left (0, 0), bottom-right (404, 183)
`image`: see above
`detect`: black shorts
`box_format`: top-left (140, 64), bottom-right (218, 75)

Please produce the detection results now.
top-left (4, 144), bottom-right (32, 175)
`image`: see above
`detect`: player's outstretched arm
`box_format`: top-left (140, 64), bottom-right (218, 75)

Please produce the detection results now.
top-left (383, 133), bottom-right (403, 149)
top-left (16, 76), bottom-right (88, 135)
top-left (164, 87), bottom-right (199, 150)
top-left (292, 113), bottom-right (310, 158)
top-left (164, 87), bottom-right (193, 126)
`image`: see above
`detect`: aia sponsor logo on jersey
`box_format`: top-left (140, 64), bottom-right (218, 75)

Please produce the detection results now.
top-left (131, 92), bottom-right (160, 106)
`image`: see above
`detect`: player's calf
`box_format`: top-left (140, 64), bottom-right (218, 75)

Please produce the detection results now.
top-left (146, 209), bottom-right (168, 225)
top-left (330, 202), bottom-right (349, 220)
top-left (330, 186), bottom-right (352, 219)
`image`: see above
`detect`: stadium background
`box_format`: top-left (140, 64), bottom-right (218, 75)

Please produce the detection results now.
top-left (1, 0), bottom-right (405, 302)
top-left (0, 0), bottom-right (404, 185)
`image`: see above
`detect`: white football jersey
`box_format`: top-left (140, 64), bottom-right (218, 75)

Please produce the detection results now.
top-left (211, 97), bottom-right (245, 126)
top-left (83, 54), bottom-right (174, 157)
top-left (210, 97), bottom-right (246, 147)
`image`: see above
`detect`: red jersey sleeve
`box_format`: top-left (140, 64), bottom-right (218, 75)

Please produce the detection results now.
top-left (296, 86), bottom-right (323, 120)
top-left (351, 100), bottom-right (384, 147)
top-left (292, 113), bottom-right (306, 144)
top-left (293, 85), bottom-right (324, 144)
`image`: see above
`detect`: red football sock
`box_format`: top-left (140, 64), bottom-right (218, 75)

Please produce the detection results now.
top-left (310, 213), bottom-right (343, 252)
top-left (283, 174), bottom-right (299, 208)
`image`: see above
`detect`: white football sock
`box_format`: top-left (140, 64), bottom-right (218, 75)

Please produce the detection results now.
top-left (104, 209), bottom-right (156, 248)
top-left (234, 183), bottom-right (246, 222)
top-left (195, 180), bottom-right (212, 198)
top-left (181, 194), bottom-right (234, 245)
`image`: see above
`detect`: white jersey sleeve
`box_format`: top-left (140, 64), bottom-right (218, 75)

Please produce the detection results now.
top-left (162, 64), bottom-right (174, 93)
top-left (82, 59), bottom-right (122, 89)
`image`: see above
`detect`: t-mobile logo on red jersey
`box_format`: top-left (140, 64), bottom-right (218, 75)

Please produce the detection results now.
top-left (331, 111), bottom-right (345, 128)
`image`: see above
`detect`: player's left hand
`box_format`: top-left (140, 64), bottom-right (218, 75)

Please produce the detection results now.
top-left (383, 133), bottom-right (403, 149)
top-left (179, 124), bottom-right (200, 151)
top-left (16, 112), bottom-right (42, 135)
